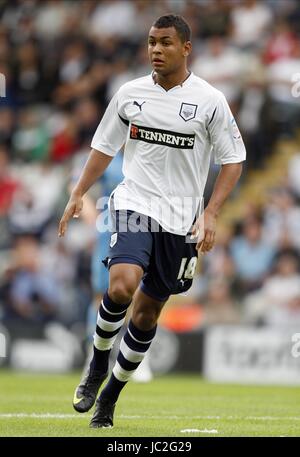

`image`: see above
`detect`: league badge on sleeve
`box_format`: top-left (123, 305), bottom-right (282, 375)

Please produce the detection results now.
top-left (179, 102), bottom-right (198, 122)
top-left (231, 117), bottom-right (241, 140)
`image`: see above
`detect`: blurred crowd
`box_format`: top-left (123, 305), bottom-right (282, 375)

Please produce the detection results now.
top-left (1, 0), bottom-right (300, 336)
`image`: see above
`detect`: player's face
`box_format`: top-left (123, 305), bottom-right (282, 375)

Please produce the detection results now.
top-left (148, 26), bottom-right (191, 76)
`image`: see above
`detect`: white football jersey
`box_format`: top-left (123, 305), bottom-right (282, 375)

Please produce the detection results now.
top-left (91, 72), bottom-right (246, 235)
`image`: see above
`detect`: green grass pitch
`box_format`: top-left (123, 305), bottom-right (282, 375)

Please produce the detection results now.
top-left (0, 370), bottom-right (299, 437)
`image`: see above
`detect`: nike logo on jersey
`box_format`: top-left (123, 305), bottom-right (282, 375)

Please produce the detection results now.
top-left (133, 101), bottom-right (146, 111)
top-left (130, 123), bottom-right (195, 149)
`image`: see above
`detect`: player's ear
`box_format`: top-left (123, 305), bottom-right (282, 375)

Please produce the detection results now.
top-left (183, 41), bottom-right (192, 57)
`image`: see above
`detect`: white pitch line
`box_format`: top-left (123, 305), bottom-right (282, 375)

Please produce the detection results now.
top-left (0, 413), bottom-right (86, 419)
top-left (0, 413), bottom-right (299, 421)
top-left (181, 428), bottom-right (218, 434)
top-left (123, 415), bottom-right (300, 421)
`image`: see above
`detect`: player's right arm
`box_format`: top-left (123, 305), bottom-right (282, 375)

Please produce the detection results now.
top-left (58, 149), bottom-right (113, 237)
top-left (58, 88), bottom-right (129, 237)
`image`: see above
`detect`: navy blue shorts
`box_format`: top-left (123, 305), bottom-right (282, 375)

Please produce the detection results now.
top-left (103, 210), bottom-right (198, 302)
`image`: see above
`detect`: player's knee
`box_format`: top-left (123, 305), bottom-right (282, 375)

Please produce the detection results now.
top-left (108, 264), bottom-right (143, 304)
top-left (108, 280), bottom-right (136, 304)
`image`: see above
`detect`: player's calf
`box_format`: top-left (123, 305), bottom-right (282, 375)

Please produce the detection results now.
top-left (73, 291), bottom-right (131, 413)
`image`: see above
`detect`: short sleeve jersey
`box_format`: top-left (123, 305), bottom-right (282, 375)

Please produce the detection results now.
top-left (91, 72), bottom-right (246, 235)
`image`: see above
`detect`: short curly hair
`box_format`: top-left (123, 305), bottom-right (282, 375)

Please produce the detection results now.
top-left (152, 14), bottom-right (191, 43)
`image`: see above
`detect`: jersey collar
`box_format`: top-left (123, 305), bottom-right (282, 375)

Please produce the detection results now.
top-left (151, 71), bottom-right (194, 92)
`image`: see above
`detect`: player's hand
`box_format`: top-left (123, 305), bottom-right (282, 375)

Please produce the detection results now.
top-left (191, 210), bottom-right (217, 253)
top-left (58, 193), bottom-right (83, 237)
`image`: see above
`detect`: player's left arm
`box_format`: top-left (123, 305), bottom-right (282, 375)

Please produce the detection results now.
top-left (193, 162), bottom-right (243, 252)
top-left (193, 92), bottom-right (246, 253)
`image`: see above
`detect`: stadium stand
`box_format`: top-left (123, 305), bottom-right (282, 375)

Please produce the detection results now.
top-left (1, 0), bottom-right (300, 370)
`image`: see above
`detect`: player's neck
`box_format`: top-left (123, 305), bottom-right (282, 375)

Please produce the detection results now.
top-left (154, 68), bottom-right (191, 91)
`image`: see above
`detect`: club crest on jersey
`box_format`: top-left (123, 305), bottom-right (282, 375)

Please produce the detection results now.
top-left (179, 102), bottom-right (198, 122)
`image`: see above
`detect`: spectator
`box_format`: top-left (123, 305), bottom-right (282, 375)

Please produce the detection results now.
top-left (58, 39), bottom-right (90, 85)
top-left (0, 24), bottom-right (10, 66)
top-left (12, 40), bottom-right (46, 105)
top-left (263, 19), bottom-right (299, 65)
top-left (4, 236), bottom-right (60, 324)
top-left (230, 0), bottom-right (273, 50)
top-left (203, 225), bottom-right (236, 283)
top-left (73, 98), bottom-right (101, 147)
top-left (266, 40), bottom-right (300, 138)
top-left (196, 0), bottom-right (231, 38)
top-left (89, 0), bottom-right (136, 39)
top-left (245, 249), bottom-right (300, 327)
top-left (8, 161), bottom-right (65, 237)
top-left (288, 152), bottom-right (300, 199)
top-left (263, 187), bottom-right (300, 250)
top-left (0, 144), bottom-right (21, 217)
top-left (202, 278), bottom-right (240, 325)
top-left (12, 108), bottom-right (49, 162)
top-left (192, 35), bottom-right (244, 107)
top-left (0, 107), bottom-right (15, 148)
top-left (49, 114), bottom-right (78, 162)
top-left (34, 0), bottom-right (73, 40)
top-left (230, 216), bottom-right (276, 294)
